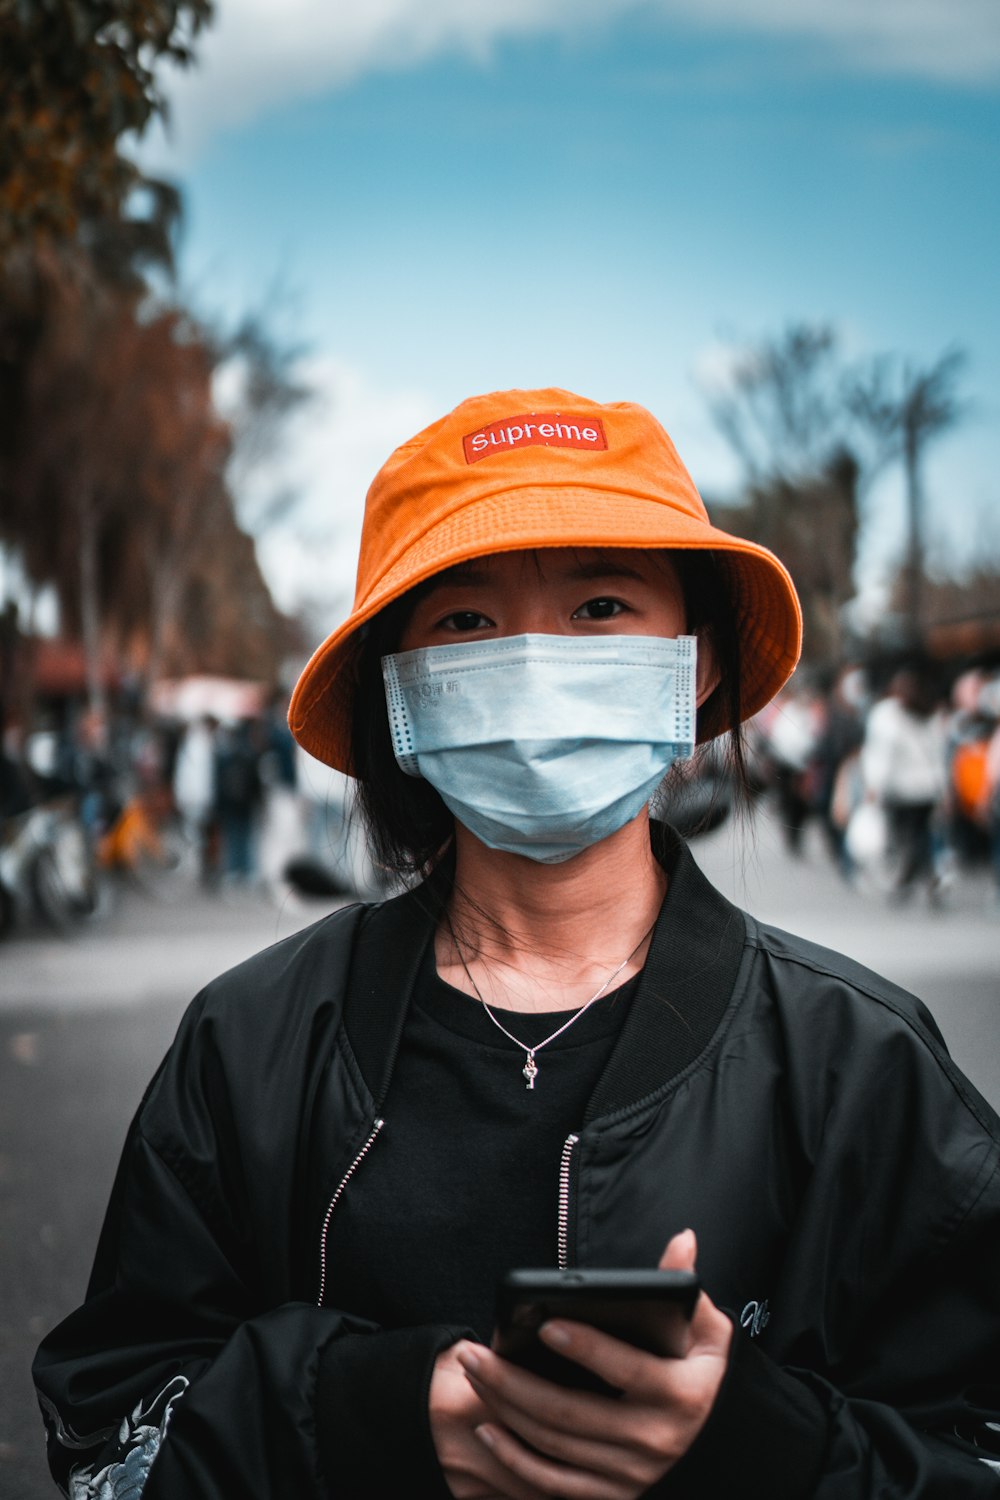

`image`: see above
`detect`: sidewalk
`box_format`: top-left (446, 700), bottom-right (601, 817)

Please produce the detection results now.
top-left (0, 881), bottom-right (342, 1014)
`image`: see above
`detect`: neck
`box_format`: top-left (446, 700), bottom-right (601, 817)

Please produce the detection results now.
top-left (437, 811), bottom-right (666, 1012)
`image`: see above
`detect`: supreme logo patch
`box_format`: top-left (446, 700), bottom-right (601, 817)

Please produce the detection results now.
top-left (463, 412), bottom-right (608, 465)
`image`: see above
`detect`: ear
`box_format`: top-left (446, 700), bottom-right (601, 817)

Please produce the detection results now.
top-left (693, 629), bottom-right (721, 709)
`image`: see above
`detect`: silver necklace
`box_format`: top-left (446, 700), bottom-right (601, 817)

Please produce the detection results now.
top-left (446, 918), bottom-right (656, 1090)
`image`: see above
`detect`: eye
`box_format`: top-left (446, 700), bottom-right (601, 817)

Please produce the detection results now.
top-left (437, 610), bottom-right (495, 633)
top-left (572, 596), bottom-right (626, 621)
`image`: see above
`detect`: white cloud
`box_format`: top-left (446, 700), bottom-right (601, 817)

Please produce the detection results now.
top-left (141, 0), bottom-right (600, 165)
top-left (687, 0), bottom-right (1000, 83)
top-left (139, 0), bottom-right (1000, 168)
top-left (245, 356), bottom-right (436, 630)
top-left (691, 339), bottom-right (747, 398)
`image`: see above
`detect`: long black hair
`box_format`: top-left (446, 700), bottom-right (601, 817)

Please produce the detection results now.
top-left (348, 548), bottom-right (749, 882)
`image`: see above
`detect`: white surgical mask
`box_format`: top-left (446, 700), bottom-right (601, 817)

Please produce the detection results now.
top-left (381, 633), bottom-right (697, 863)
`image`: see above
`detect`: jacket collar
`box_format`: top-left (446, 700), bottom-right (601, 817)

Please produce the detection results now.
top-left (584, 824), bottom-right (746, 1123)
top-left (343, 825), bottom-right (746, 1122)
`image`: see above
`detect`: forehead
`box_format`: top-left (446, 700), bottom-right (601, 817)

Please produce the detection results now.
top-left (422, 547), bottom-right (681, 592)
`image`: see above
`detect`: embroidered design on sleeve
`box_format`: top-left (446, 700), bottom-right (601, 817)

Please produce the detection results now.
top-left (67, 1376), bottom-right (189, 1500)
top-left (973, 1420), bottom-right (1000, 1472)
top-left (739, 1298), bottom-right (771, 1338)
top-left (37, 1391), bottom-right (116, 1453)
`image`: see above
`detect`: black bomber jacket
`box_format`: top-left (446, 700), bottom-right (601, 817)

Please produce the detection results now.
top-left (33, 830), bottom-right (1000, 1498)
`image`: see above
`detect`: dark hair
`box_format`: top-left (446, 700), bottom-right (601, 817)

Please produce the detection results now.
top-left (349, 548), bottom-right (749, 881)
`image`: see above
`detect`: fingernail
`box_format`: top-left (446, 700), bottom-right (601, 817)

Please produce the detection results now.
top-left (457, 1346), bottom-right (481, 1375)
top-left (539, 1321), bottom-right (570, 1349)
top-left (475, 1425), bottom-right (496, 1450)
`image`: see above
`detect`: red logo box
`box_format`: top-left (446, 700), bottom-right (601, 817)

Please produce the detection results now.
top-left (463, 412), bottom-right (608, 465)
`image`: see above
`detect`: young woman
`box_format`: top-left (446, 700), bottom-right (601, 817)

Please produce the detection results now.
top-left (35, 389), bottom-right (1000, 1499)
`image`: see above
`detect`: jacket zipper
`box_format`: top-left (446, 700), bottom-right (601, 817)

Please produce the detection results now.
top-left (316, 1117), bottom-right (385, 1306)
top-left (557, 1133), bottom-right (579, 1269)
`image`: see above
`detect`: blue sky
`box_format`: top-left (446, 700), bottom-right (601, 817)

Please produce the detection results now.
top-left (139, 1), bottom-right (1000, 629)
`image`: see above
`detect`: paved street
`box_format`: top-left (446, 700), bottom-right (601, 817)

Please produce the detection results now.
top-left (1, 811), bottom-right (997, 1497)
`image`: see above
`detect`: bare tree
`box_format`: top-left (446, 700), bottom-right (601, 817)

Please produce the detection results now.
top-left (701, 323), bottom-right (864, 663)
top-left (704, 323), bottom-right (847, 483)
top-left (213, 312), bottom-right (313, 533)
top-left (846, 349), bottom-right (967, 648)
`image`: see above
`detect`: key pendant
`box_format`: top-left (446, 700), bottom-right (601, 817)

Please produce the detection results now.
top-left (523, 1054), bottom-right (538, 1090)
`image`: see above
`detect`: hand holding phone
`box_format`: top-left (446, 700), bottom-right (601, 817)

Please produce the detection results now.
top-left (445, 1234), bottom-right (731, 1497)
top-left (493, 1267), bottom-right (700, 1394)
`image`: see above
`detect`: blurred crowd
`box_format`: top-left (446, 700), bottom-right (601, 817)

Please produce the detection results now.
top-left (754, 662), bottom-right (1000, 906)
top-left (167, 695), bottom-right (384, 900)
top-left (3, 660), bottom-right (1000, 935)
top-left (0, 688), bottom-right (386, 934)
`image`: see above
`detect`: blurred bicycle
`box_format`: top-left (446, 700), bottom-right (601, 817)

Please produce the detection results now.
top-left (0, 795), bottom-right (102, 936)
top-left (97, 783), bottom-right (197, 896)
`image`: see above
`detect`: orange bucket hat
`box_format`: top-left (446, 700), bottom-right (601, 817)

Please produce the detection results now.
top-left (289, 386), bottom-right (802, 770)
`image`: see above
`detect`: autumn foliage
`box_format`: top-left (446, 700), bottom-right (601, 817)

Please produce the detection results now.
top-left (0, 0), bottom-right (298, 716)
top-left (1, 257), bottom-right (298, 705)
top-left (0, 0), bottom-right (211, 254)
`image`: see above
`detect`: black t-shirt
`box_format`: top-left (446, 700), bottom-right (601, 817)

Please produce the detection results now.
top-left (326, 942), bottom-right (639, 1341)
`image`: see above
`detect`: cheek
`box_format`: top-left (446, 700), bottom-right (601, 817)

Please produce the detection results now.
top-left (638, 555), bottom-right (688, 636)
top-left (647, 574), bottom-right (688, 638)
top-left (396, 602), bottom-right (436, 652)
top-left (658, 596), bottom-right (688, 636)
top-left (397, 621), bottom-right (423, 652)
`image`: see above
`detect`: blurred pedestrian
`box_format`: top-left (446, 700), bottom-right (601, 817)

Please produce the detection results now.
top-left (57, 705), bottom-right (119, 844)
top-left (861, 667), bottom-right (948, 902)
top-left (813, 666), bottom-right (866, 878)
top-left (764, 678), bottom-right (822, 855)
top-left (0, 705), bottom-right (37, 819)
top-left (213, 718), bottom-right (262, 883)
top-left (945, 672), bottom-right (995, 871)
top-left (982, 676), bottom-right (1000, 906)
top-left (257, 691), bottom-right (304, 898)
top-left (173, 715), bottom-right (219, 883)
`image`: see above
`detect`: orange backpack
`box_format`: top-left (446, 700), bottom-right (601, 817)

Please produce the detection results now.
top-left (952, 740), bottom-right (990, 823)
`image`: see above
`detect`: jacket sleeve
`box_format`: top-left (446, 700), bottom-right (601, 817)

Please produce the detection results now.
top-left (660, 967), bottom-right (1000, 1498)
top-left (32, 991), bottom-right (464, 1500)
top-left (658, 1307), bottom-right (1000, 1500)
top-left (652, 1167), bottom-right (1000, 1500)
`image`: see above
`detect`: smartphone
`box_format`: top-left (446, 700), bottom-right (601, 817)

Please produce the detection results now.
top-left (493, 1268), bottom-right (700, 1394)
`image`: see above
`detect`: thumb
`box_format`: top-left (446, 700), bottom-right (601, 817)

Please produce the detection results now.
top-left (659, 1227), bottom-right (698, 1272)
top-left (660, 1230), bottom-right (733, 1360)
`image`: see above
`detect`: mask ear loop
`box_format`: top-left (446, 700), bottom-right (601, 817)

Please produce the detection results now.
top-left (380, 654), bottom-right (421, 777)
